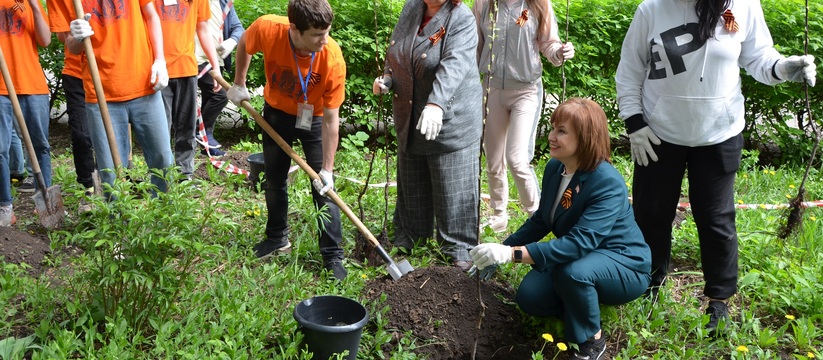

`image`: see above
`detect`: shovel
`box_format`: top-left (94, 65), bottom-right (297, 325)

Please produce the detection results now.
top-left (211, 72), bottom-right (414, 280)
top-left (0, 46), bottom-right (64, 229)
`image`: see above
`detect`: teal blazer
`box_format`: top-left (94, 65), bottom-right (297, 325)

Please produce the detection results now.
top-left (504, 159), bottom-right (651, 273)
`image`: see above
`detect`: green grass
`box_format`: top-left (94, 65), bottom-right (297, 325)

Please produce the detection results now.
top-left (0, 145), bottom-right (821, 359)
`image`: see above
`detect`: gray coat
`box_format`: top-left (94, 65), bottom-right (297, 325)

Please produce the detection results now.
top-left (384, 0), bottom-right (482, 155)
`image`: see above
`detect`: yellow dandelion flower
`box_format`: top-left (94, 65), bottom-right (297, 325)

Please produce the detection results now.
top-left (743, 174), bottom-right (748, 178)
top-left (542, 333), bottom-right (553, 342)
top-left (789, 184), bottom-right (796, 189)
top-left (786, 194), bottom-right (792, 199)
top-left (807, 352), bottom-right (815, 359)
top-left (759, 204), bottom-right (767, 209)
top-left (245, 210), bottom-right (252, 217)
top-left (770, 170), bottom-right (776, 175)
top-left (811, 216), bottom-right (817, 221)
top-left (763, 169), bottom-right (769, 174)
top-left (736, 345), bottom-right (748, 353)
top-left (557, 343), bottom-right (568, 351)
top-left (361, 274), bottom-right (367, 279)
top-left (737, 200), bottom-right (744, 204)
top-left (785, 314), bottom-right (795, 320)
top-left (254, 210), bottom-right (261, 216)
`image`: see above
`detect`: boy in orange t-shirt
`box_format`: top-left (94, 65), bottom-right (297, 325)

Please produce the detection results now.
top-left (46, 0), bottom-right (97, 211)
top-left (155, 0), bottom-right (221, 179)
top-left (56, 0), bottom-right (174, 192)
top-left (226, 0), bottom-right (348, 280)
top-left (0, 0), bottom-right (53, 226)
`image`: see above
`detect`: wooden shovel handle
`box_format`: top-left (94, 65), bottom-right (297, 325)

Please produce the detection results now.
top-left (0, 45), bottom-right (48, 193)
top-left (70, 0), bottom-right (121, 169)
top-left (210, 72), bottom-right (384, 248)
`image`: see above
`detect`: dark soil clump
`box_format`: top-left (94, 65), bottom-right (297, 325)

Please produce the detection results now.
top-left (364, 266), bottom-right (541, 359)
top-left (0, 226), bottom-right (51, 275)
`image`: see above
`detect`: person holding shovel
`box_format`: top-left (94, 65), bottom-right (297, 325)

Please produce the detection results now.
top-left (373, 0), bottom-right (483, 271)
top-left (616, 0), bottom-right (816, 333)
top-left (154, 0), bottom-right (222, 182)
top-left (0, 0), bottom-right (53, 226)
top-left (469, 98), bottom-right (651, 360)
top-left (472, 0), bottom-right (574, 233)
top-left (226, 0), bottom-right (348, 280)
top-left (54, 0), bottom-right (174, 193)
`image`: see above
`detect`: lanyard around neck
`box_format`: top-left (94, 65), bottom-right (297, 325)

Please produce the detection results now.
top-left (289, 34), bottom-right (315, 103)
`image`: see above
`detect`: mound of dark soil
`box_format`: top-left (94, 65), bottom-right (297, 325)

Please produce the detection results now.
top-left (0, 226), bottom-right (51, 275)
top-left (364, 266), bottom-right (542, 359)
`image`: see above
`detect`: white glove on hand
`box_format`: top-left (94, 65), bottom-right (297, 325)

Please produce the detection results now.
top-left (629, 126), bottom-right (661, 167)
top-left (776, 55), bottom-right (816, 87)
top-left (416, 105), bottom-right (443, 141)
top-left (372, 75), bottom-right (392, 95)
top-left (312, 169), bottom-right (334, 196)
top-left (467, 264), bottom-right (499, 281)
top-left (226, 84), bottom-right (250, 106)
top-left (218, 38), bottom-right (237, 59)
top-left (151, 60), bottom-right (169, 92)
top-left (70, 13), bottom-right (94, 41)
top-left (560, 42), bottom-right (575, 61)
top-left (469, 243), bottom-right (512, 270)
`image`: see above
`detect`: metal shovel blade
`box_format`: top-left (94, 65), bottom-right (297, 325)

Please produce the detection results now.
top-left (32, 184), bottom-right (65, 229)
top-left (386, 259), bottom-right (414, 281)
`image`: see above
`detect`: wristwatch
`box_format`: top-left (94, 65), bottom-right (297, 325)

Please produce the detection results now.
top-left (513, 247), bottom-right (523, 263)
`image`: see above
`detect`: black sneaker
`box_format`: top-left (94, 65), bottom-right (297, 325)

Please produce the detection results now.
top-left (705, 300), bottom-right (729, 334)
top-left (253, 238), bottom-right (291, 259)
top-left (572, 334), bottom-right (606, 360)
top-left (18, 176), bottom-right (35, 193)
top-left (324, 261), bottom-right (348, 281)
top-left (201, 147), bottom-right (226, 158)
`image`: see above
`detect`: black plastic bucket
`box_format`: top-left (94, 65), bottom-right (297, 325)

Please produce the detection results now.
top-left (293, 295), bottom-right (369, 360)
top-left (247, 152), bottom-right (265, 191)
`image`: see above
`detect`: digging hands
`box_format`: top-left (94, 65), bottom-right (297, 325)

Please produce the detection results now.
top-left (775, 55), bottom-right (817, 87)
top-left (468, 243), bottom-right (510, 280)
top-left (629, 126), bottom-right (661, 166)
top-left (372, 75), bottom-right (392, 95)
top-left (70, 13), bottom-right (93, 41)
top-left (312, 169), bottom-right (334, 196)
top-left (227, 84), bottom-right (250, 106)
top-left (416, 105), bottom-right (443, 141)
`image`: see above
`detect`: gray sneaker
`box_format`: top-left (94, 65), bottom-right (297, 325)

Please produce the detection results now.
top-left (18, 177), bottom-right (35, 193)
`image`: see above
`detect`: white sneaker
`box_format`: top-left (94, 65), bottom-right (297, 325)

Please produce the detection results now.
top-left (0, 204), bottom-right (17, 226)
top-left (481, 215), bottom-right (508, 233)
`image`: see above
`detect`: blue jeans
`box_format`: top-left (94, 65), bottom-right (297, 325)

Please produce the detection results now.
top-left (515, 251), bottom-right (650, 344)
top-left (9, 126), bottom-right (25, 176)
top-left (86, 92), bottom-right (173, 192)
top-left (0, 95), bottom-right (51, 193)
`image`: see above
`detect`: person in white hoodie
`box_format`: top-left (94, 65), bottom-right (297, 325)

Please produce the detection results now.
top-left (616, 0), bottom-right (816, 333)
top-left (473, 0), bottom-right (574, 232)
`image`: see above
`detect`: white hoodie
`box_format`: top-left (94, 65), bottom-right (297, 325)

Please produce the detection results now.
top-left (616, 0), bottom-right (785, 147)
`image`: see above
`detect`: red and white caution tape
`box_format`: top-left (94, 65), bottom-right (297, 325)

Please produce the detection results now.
top-left (195, 108), bottom-right (249, 177)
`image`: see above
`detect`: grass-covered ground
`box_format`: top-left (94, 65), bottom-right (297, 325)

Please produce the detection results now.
top-left (1, 131), bottom-right (821, 359)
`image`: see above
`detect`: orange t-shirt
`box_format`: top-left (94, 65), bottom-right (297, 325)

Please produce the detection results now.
top-left (49, 0), bottom-right (157, 103)
top-left (0, 0), bottom-right (49, 95)
top-left (45, 0), bottom-right (83, 78)
top-left (245, 15), bottom-right (346, 116)
top-left (155, 0), bottom-right (209, 78)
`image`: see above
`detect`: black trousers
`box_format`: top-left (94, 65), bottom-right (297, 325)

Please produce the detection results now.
top-left (196, 62), bottom-right (228, 137)
top-left (632, 133), bottom-right (742, 300)
top-left (62, 74), bottom-right (96, 188)
top-left (262, 105), bottom-right (344, 263)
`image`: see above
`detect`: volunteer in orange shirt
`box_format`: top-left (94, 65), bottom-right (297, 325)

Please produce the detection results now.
top-left (47, 0), bottom-right (97, 212)
top-left (58, 0), bottom-right (174, 193)
top-left (0, 0), bottom-right (53, 226)
top-left (227, 0), bottom-right (348, 280)
top-left (155, 0), bottom-right (221, 181)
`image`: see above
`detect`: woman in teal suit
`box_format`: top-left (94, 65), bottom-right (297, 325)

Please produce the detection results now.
top-left (470, 98), bottom-right (651, 360)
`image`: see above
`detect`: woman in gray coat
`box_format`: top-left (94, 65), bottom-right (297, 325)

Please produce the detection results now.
top-left (373, 0), bottom-right (483, 270)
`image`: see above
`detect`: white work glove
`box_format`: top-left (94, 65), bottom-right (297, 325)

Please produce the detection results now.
top-left (226, 84), bottom-right (250, 106)
top-left (70, 13), bottom-right (94, 41)
top-left (629, 126), bottom-right (661, 167)
top-left (469, 243), bottom-right (512, 270)
top-left (312, 169), bottom-right (334, 196)
top-left (416, 105), bottom-right (443, 141)
top-left (372, 75), bottom-right (392, 95)
top-left (218, 38), bottom-right (237, 59)
top-left (775, 55), bottom-right (816, 87)
top-left (560, 42), bottom-right (575, 61)
top-left (150, 60), bottom-right (169, 92)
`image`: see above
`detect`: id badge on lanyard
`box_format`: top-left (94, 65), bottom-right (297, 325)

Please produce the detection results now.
top-left (296, 102), bottom-right (314, 130)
